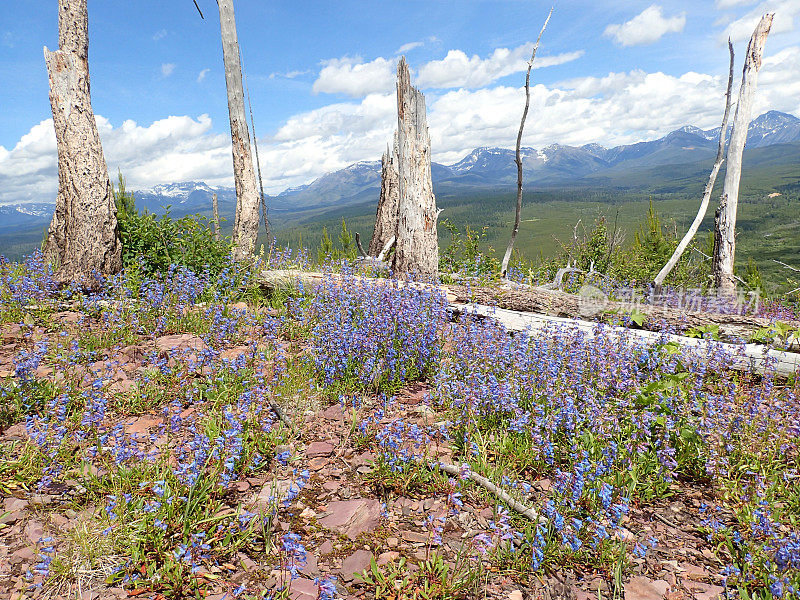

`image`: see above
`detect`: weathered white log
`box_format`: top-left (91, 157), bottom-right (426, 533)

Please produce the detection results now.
top-left (218, 0), bottom-right (260, 261)
top-left (655, 40), bottom-right (735, 291)
top-left (393, 58), bottom-right (439, 278)
top-left (43, 0), bottom-right (121, 288)
top-left (369, 134), bottom-right (400, 257)
top-left (713, 14), bottom-right (773, 294)
top-left (212, 193), bottom-right (221, 240)
top-left (501, 8), bottom-right (553, 277)
top-left (450, 303), bottom-right (799, 378)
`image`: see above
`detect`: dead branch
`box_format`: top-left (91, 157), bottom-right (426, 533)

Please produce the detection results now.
top-left (775, 260), bottom-right (800, 273)
top-left (654, 39), bottom-right (735, 292)
top-left (500, 7), bottom-right (553, 277)
top-left (245, 73), bottom-right (269, 240)
top-left (212, 193), bottom-right (220, 240)
top-left (355, 232), bottom-right (367, 258)
top-left (431, 461), bottom-right (544, 523)
top-left (193, 0), bottom-right (204, 19)
top-left (376, 235), bottom-right (396, 263)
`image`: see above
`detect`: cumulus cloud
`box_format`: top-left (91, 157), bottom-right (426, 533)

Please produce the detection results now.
top-left (2, 43), bottom-right (799, 205)
top-left (604, 5), bottom-right (686, 46)
top-left (0, 115), bottom-right (232, 205)
top-left (416, 46), bottom-right (584, 89)
top-left (197, 68), bottom-right (210, 83)
top-left (717, 0), bottom-right (800, 43)
top-left (312, 46), bottom-right (583, 97)
top-left (312, 56), bottom-right (396, 96)
top-left (161, 63), bottom-right (176, 77)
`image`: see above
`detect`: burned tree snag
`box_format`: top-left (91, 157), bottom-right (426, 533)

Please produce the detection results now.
top-left (218, 0), bottom-right (260, 261)
top-left (654, 39), bottom-right (735, 292)
top-left (369, 134), bottom-right (400, 257)
top-left (392, 58), bottom-right (439, 278)
top-left (43, 0), bottom-right (121, 288)
top-left (713, 13), bottom-right (773, 295)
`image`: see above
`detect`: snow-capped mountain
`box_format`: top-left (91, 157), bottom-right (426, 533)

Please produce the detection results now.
top-left (744, 110), bottom-right (800, 147)
top-left (144, 181), bottom-right (217, 201)
top-left (4, 111), bottom-right (799, 221)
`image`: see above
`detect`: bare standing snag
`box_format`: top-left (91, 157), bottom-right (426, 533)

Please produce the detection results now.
top-left (392, 58), bottom-right (439, 279)
top-left (43, 0), bottom-right (121, 288)
top-left (713, 13), bottom-right (773, 295)
top-left (653, 39), bottom-right (735, 292)
top-left (217, 0), bottom-right (261, 261)
top-left (369, 133), bottom-right (400, 257)
top-left (500, 8), bottom-right (553, 278)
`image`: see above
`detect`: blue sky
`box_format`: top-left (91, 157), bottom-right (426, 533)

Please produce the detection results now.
top-left (1, 0), bottom-right (799, 203)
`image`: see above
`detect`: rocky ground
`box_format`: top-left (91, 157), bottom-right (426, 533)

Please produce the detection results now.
top-left (0, 315), bottom-right (732, 600)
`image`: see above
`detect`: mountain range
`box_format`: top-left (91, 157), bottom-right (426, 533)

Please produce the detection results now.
top-left (134, 110), bottom-right (800, 217)
top-left (2, 110), bottom-right (799, 240)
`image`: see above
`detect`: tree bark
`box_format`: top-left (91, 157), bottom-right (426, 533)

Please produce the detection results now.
top-left (212, 193), bottom-right (220, 240)
top-left (713, 13), bottom-right (773, 295)
top-left (654, 39), bottom-right (735, 291)
top-left (43, 0), bottom-right (121, 288)
top-left (369, 134), bottom-right (400, 257)
top-left (218, 0), bottom-right (260, 261)
top-left (392, 58), bottom-right (439, 279)
top-left (500, 8), bottom-right (552, 277)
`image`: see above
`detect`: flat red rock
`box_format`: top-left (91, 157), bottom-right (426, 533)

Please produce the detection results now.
top-left (319, 498), bottom-right (381, 540)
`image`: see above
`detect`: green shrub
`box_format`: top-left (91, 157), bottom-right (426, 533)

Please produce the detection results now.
top-left (439, 218), bottom-right (500, 279)
top-left (113, 174), bottom-right (232, 277)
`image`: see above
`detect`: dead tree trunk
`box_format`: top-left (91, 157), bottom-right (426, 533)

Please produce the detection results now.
top-left (42, 0), bottom-right (121, 288)
top-left (218, 0), bottom-right (260, 261)
top-left (654, 40), bottom-right (735, 292)
top-left (713, 13), bottom-right (773, 295)
top-left (500, 8), bottom-right (552, 277)
top-left (393, 58), bottom-right (439, 278)
top-left (212, 193), bottom-right (220, 240)
top-left (369, 133), bottom-right (400, 257)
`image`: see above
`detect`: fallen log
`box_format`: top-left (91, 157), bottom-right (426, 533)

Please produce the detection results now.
top-left (449, 303), bottom-right (800, 379)
top-left (256, 270), bottom-right (800, 377)
top-left (446, 283), bottom-right (798, 347)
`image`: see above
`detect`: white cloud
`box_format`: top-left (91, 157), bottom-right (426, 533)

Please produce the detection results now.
top-left (161, 63), bottom-right (176, 77)
top-left (397, 41), bottom-right (424, 54)
top-left (312, 46), bottom-right (583, 97)
top-left (197, 68), bottom-right (210, 83)
top-left (416, 46), bottom-right (584, 89)
top-left (0, 115), bottom-right (232, 204)
top-left (312, 56), bottom-right (396, 96)
top-left (153, 29), bottom-right (167, 41)
top-left (717, 0), bottom-right (800, 43)
top-left (604, 5), bottom-right (686, 46)
top-left (2, 43), bottom-right (798, 205)
top-left (269, 69), bottom-right (310, 80)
